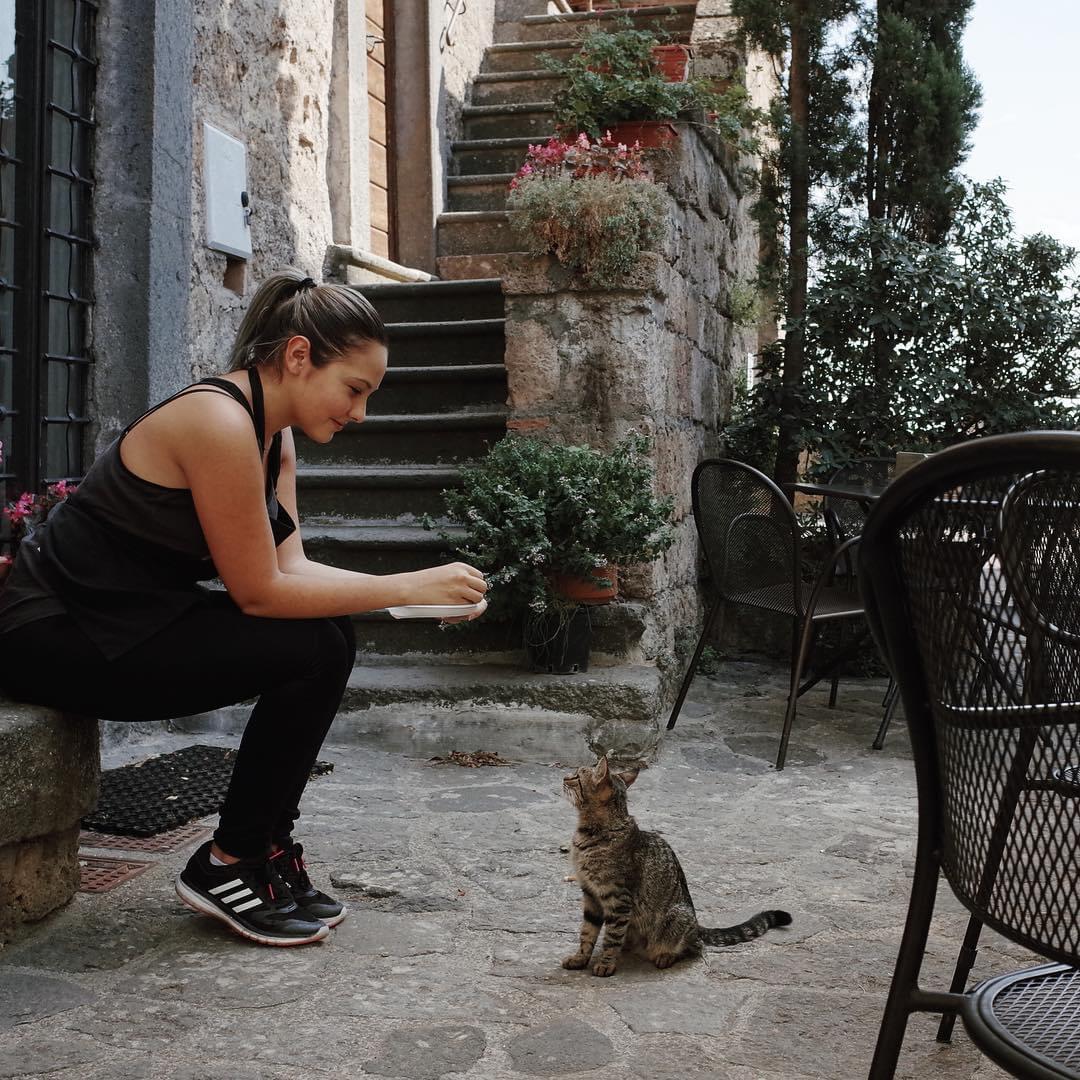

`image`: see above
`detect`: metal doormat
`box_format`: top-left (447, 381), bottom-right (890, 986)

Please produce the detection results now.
top-left (78, 855), bottom-right (153, 894)
top-left (79, 822), bottom-right (213, 854)
top-left (82, 744), bottom-right (334, 837)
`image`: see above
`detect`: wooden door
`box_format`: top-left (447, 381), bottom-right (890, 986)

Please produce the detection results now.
top-left (366, 0), bottom-right (395, 259)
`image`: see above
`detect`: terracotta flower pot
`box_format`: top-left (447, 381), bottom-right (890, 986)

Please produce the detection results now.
top-left (548, 564), bottom-right (618, 605)
top-left (603, 121), bottom-right (679, 149)
top-left (652, 44), bottom-right (691, 82)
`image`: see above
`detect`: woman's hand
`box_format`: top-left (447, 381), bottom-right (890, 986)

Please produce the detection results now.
top-left (441, 596), bottom-right (488, 624)
top-left (407, 561), bottom-right (488, 606)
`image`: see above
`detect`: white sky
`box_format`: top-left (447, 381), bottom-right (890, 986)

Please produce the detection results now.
top-left (963, 1), bottom-right (1080, 252)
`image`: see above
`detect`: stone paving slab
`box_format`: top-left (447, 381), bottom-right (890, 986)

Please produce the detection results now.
top-left (0, 661), bottom-right (1031, 1078)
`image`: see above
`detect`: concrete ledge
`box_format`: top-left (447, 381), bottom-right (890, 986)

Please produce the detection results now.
top-left (0, 700), bottom-right (100, 942)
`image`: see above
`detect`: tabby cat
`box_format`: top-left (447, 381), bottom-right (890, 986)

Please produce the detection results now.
top-left (562, 755), bottom-right (791, 977)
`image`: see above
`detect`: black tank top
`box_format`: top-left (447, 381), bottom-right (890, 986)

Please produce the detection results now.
top-left (0, 369), bottom-right (296, 658)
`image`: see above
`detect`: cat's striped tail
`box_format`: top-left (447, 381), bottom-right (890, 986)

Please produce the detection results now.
top-left (699, 909), bottom-right (792, 946)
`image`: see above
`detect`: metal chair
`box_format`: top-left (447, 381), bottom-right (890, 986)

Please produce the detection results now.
top-left (858, 432), bottom-right (1080, 1079)
top-left (824, 457), bottom-right (899, 747)
top-left (667, 458), bottom-right (869, 770)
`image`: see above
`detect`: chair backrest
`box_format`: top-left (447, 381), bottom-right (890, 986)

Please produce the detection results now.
top-left (692, 459), bottom-right (802, 611)
top-left (859, 432), bottom-right (1080, 968)
top-left (825, 457), bottom-right (895, 545)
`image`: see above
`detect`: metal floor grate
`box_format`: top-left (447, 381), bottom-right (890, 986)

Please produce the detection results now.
top-left (79, 823), bottom-right (213, 854)
top-left (83, 744), bottom-right (333, 837)
top-left (78, 856), bottom-right (153, 894)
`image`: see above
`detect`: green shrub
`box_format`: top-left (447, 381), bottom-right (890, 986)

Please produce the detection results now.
top-left (432, 434), bottom-right (676, 617)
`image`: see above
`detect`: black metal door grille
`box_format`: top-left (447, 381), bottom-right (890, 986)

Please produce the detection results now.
top-left (0, 0), bottom-right (96, 522)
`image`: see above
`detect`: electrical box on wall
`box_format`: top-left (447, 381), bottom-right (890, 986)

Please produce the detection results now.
top-left (203, 122), bottom-right (252, 259)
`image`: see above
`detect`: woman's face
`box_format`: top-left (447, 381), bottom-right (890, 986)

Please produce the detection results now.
top-left (296, 339), bottom-right (388, 442)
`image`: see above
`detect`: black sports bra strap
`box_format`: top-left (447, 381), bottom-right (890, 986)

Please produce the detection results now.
top-left (245, 367), bottom-right (267, 455)
top-left (120, 373), bottom-right (278, 496)
top-left (122, 381), bottom-right (252, 440)
top-left (198, 376), bottom-right (263, 454)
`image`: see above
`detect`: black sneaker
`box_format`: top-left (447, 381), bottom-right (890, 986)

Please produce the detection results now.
top-left (176, 841), bottom-right (329, 946)
top-left (271, 842), bottom-right (347, 927)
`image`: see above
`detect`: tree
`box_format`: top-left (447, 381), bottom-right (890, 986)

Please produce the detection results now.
top-left (730, 0), bottom-right (861, 488)
top-left (864, 0), bottom-right (981, 242)
top-left (726, 183), bottom-right (1080, 474)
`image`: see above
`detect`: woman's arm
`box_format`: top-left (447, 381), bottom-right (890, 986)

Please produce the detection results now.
top-left (179, 399), bottom-right (486, 619)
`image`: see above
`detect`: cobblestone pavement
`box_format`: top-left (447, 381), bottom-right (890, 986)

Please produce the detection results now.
top-left (0, 662), bottom-right (1027, 1079)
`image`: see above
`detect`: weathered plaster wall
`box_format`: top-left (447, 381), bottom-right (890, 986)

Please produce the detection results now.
top-left (440, 0), bottom-right (498, 149)
top-left (187, 0), bottom-right (337, 377)
top-left (501, 126), bottom-right (751, 675)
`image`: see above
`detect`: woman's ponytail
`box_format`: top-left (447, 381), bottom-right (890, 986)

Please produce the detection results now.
top-left (226, 269), bottom-right (387, 372)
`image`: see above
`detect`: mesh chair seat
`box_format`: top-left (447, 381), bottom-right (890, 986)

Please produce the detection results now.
top-left (727, 582), bottom-right (863, 620)
top-left (967, 964), bottom-right (1080, 1076)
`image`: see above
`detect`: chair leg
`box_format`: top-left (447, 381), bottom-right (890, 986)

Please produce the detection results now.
top-left (776, 615), bottom-right (817, 770)
top-left (872, 679), bottom-right (899, 751)
top-left (935, 915), bottom-right (984, 1043)
top-left (828, 625), bottom-right (842, 708)
top-left (868, 847), bottom-right (941, 1079)
top-left (666, 601), bottom-right (722, 731)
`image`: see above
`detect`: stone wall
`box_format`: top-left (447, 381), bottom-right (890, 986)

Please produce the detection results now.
top-left (501, 125), bottom-right (757, 675)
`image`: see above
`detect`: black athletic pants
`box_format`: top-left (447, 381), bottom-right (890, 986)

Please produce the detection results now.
top-left (0, 594), bottom-right (356, 859)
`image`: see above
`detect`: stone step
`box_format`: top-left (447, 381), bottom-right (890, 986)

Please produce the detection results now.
top-left (372, 363), bottom-right (508, 415)
top-left (447, 174), bottom-right (516, 212)
top-left (301, 521), bottom-right (462, 576)
top-left (471, 70), bottom-right (564, 106)
top-left (358, 278), bottom-right (504, 324)
top-left (452, 136), bottom-right (547, 175)
top-left (295, 464), bottom-right (463, 522)
top-left (501, 4), bottom-right (697, 42)
top-left (436, 211), bottom-right (518, 258)
top-left (461, 100), bottom-right (555, 140)
top-left (296, 409), bottom-right (507, 466)
top-left (385, 318), bottom-right (506, 366)
top-left (482, 39), bottom-right (579, 74)
top-left (437, 254), bottom-right (511, 281)
top-left (182, 661), bottom-right (665, 757)
top-left (348, 599), bottom-right (649, 664)
top-left (348, 613), bottom-right (523, 662)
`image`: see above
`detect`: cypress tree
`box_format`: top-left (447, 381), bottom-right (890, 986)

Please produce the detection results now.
top-left (865, 0), bottom-right (982, 242)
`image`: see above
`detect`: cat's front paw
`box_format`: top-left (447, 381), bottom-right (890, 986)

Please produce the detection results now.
top-left (562, 953), bottom-right (591, 970)
top-left (653, 953), bottom-right (678, 969)
top-left (591, 958), bottom-right (618, 977)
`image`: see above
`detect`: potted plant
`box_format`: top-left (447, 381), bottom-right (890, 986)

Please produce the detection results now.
top-left (507, 134), bottom-right (666, 289)
top-left (544, 26), bottom-right (757, 148)
top-left (433, 434), bottom-right (676, 672)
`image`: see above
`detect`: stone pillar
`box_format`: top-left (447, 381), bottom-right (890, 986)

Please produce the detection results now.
top-left (91, 0), bottom-right (195, 445)
top-left (500, 126), bottom-right (756, 681)
top-left (0, 703), bottom-right (100, 943)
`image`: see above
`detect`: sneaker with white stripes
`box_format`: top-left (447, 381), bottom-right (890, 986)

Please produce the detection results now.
top-left (176, 841), bottom-right (329, 946)
top-left (272, 842), bottom-right (347, 927)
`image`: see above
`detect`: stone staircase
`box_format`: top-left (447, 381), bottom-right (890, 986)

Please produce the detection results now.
top-left (191, 2), bottom-right (703, 751)
top-left (438, 1), bottom-right (698, 280)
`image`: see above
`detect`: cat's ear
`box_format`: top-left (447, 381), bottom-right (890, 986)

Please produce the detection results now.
top-left (616, 769), bottom-right (639, 788)
top-left (595, 755), bottom-right (610, 779)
